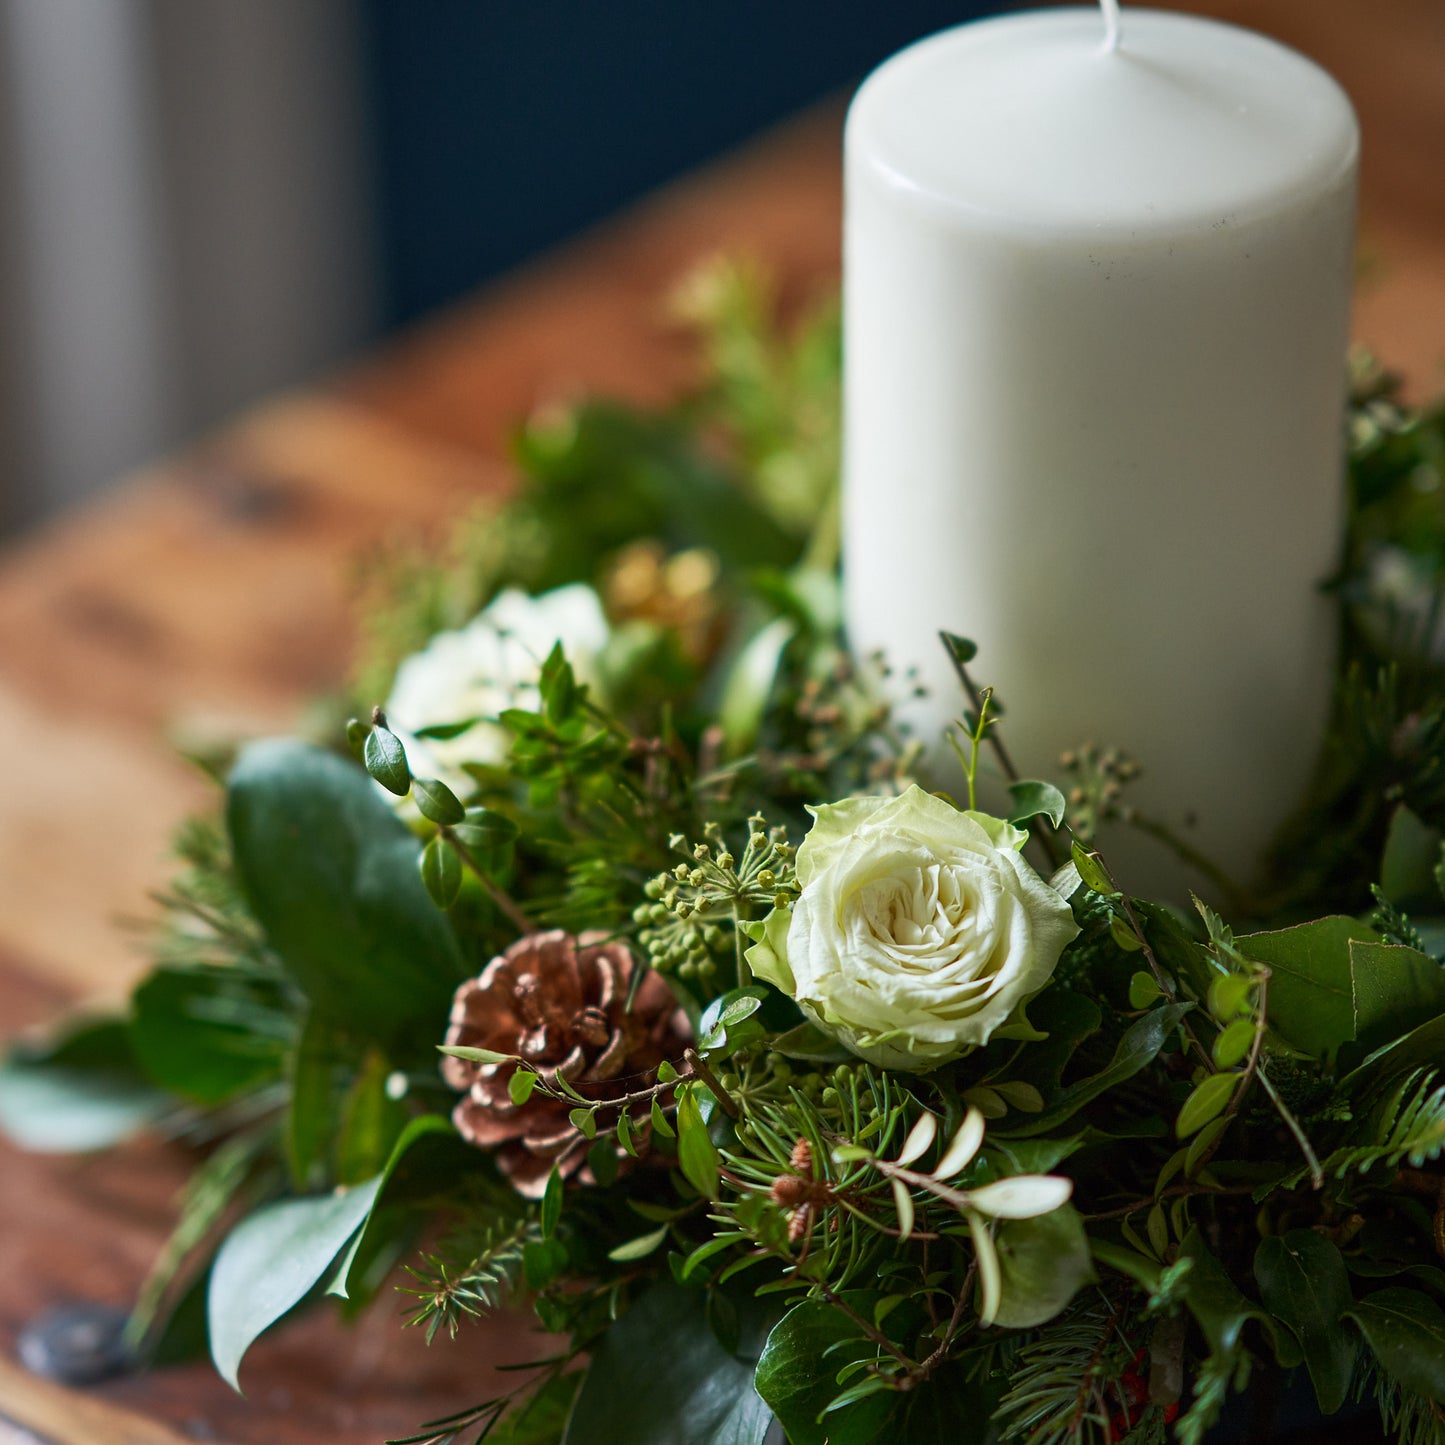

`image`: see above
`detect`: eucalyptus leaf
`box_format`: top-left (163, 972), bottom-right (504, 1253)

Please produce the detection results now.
top-left (227, 740), bottom-right (466, 1049)
top-left (208, 1175), bottom-right (382, 1390)
top-left (564, 1281), bottom-right (774, 1445)
top-left (0, 1021), bottom-right (170, 1153)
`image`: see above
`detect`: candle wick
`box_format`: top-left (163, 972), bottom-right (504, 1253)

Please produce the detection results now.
top-left (1099, 0), bottom-right (1123, 52)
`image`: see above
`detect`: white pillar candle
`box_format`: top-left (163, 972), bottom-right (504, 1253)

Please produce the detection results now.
top-left (843, 4), bottom-right (1358, 892)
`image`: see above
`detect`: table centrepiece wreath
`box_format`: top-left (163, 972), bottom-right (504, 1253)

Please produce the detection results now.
top-left (4, 260), bottom-right (1445, 1445)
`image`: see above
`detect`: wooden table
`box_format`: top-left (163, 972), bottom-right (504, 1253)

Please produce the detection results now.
top-left (2, 4), bottom-right (1442, 1440)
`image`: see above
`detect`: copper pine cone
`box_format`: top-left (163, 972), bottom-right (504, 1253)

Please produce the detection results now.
top-left (441, 929), bottom-right (693, 1198)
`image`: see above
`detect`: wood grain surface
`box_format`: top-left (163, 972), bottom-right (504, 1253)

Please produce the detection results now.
top-left (0, 5), bottom-right (1441, 1440)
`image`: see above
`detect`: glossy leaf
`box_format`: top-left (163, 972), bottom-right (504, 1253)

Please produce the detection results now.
top-left (564, 1281), bottom-right (773, 1445)
top-left (411, 777), bottom-right (464, 827)
top-left (756, 1300), bottom-right (892, 1445)
top-left (1176, 1073), bottom-right (1236, 1138)
top-left (1007, 780), bottom-right (1066, 830)
top-left (363, 724), bottom-right (410, 795)
top-left (677, 1088), bottom-right (720, 1200)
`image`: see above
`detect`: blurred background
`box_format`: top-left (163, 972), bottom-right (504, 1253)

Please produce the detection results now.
top-left (0, 0), bottom-right (980, 539)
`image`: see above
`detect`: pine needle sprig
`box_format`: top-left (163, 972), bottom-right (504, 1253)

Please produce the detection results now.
top-left (401, 1218), bottom-right (537, 1344)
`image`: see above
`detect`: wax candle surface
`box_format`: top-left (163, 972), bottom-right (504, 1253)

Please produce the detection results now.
top-left (844, 6), bottom-right (1358, 891)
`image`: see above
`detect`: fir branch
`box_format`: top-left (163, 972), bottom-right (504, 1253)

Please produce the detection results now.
top-left (401, 1217), bottom-right (538, 1344)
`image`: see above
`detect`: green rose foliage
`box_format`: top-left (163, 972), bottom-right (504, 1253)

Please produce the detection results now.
top-left (747, 786), bottom-right (1078, 1070)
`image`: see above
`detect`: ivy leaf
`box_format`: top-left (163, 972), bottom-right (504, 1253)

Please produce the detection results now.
top-left (1254, 1230), bottom-right (1355, 1413)
top-left (992, 1203), bottom-right (1095, 1329)
top-left (208, 1176), bottom-right (383, 1390)
top-left (227, 740), bottom-right (466, 1049)
top-left (751, 1300), bottom-right (884, 1445)
top-left (564, 1281), bottom-right (773, 1445)
top-left (1346, 1288), bottom-right (1445, 1403)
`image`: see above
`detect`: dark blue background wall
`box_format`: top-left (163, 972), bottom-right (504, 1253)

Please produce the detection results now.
top-left (359, 2), bottom-right (1000, 327)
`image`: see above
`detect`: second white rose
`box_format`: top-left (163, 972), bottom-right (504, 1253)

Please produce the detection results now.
top-left (747, 786), bottom-right (1080, 1071)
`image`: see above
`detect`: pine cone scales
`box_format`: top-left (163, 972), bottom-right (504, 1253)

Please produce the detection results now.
top-left (442, 930), bottom-right (692, 1197)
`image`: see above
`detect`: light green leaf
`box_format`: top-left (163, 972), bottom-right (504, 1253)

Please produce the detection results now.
top-left (227, 740), bottom-right (466, 1048)
top-left (677, 1089), bottom-right (720, 1200)
top-left (1254, 1231), bottom-right (1355, 1413)
top-left (993, 1203), bottom-right (1095, 1329)
top-left (208, 1175), bottom-right (382, 1390)
top-left (719, 617), bottom-right (797, 757)
top-left (607, 1225), bottom-right (669, 1262)
top-left (0, 1021), bottom-right (170, 1153)
top-left (1176, 1073), bottom-right (1236, 1138)
top-left (1007, 780), bottom-right (1066, 830)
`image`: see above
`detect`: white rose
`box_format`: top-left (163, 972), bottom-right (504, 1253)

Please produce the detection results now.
top-left (747, 785), bottom-right (1079, 1071)
top-left (383, 584), bottom-right (609, 796)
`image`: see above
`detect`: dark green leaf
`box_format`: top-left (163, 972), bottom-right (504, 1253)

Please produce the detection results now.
top-left (1381, 805), bottom-right (1443, 907)
top-left (286, 1008), bottom-right (345, 1190)
top-left (1179, 1229), bottom-right (1298, 1368)
top-left (363, 724), bottom-right (410, 795)
top-left (227, 740), bottom-right (465, 1048)
top-left (1254, 1231), bottom-right (1355, 1413)
top-left (130, 967), bottom-right (285, 1105)
top-left (412, 777), bottom-right (465, 826)
top-left (541, 1168), bottom-right (563, 1240)
top-left (1237, 917), bottom-right (1375, 1061)
top-left (419, 835), bottom-right (462, 909)
top-left (755, 1298), bottom-right (892, 1445)
top-left (940, 632), bottom-right (977, 666)
top-left (208, 1175), bottom-right (382, 1389)
top-left (335, 1050), bottom-right (406, 1186)
top-left (1349, 940), bottom-right (1445, 1056)
top-left (769, 1022), bottom-right (853, 1065)
top-left (411, 717), bottom-right (482, 742)
top-left (1007, 780), bottom-right (1066, 830)
top-left (564, 1281), bottom-right (773, 1445)
top-left (1346, 1288), bottom-right (1445, 1403)
top-left (997, 1003), bottom-right (1192, 1138)
top-left (329, 1114), bottom-right (482, 1301)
